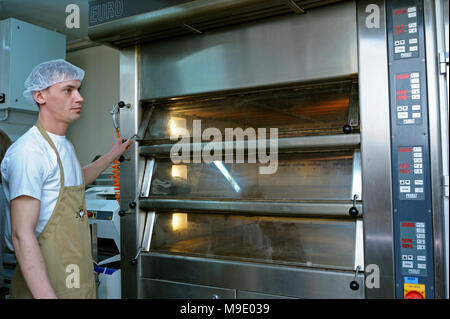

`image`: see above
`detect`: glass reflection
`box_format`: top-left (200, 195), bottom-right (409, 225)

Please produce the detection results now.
top-left (150, 152), bottom-right (354, 200)
top-left (213, 161), bottom-right (241, 193)
top-left (143, 81), bottom-right (356, 143)
top-left (151, 213), bottom-right (356, 270)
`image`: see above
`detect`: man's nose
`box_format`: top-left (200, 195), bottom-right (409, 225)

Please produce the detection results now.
top-left (74, 90), bottom-right (84, 103)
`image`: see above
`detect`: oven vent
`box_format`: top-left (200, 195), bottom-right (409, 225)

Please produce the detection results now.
top-left (88, 0), bottom-right (346, 48)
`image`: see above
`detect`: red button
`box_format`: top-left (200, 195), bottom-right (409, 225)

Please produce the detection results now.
top-left (88, 211), bottom-right (93, 218)
top-left (405, 291), bottom-right (424, 299)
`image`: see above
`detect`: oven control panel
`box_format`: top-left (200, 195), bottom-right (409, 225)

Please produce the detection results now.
top-left (386, 0), bottom-right (435, 299)
top-left (395, 72), bottom-right (423, 125)
top-left (398, 146), bottom-right (425, 200)
top-left (392, 6), bottom-right (420, 59)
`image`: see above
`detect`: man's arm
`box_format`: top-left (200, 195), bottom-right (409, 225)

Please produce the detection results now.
top-left (82, 137), bottom-right (133, 186)
top-left (10, 195), bottom-right (57, 299)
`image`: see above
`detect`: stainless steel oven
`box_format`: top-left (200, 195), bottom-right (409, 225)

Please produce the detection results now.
top-left (88, 0), bottom-right (448, 299)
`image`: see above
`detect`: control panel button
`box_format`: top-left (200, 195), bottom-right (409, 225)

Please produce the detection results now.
top-left (404, 283), bottom-right (425, 299)
top-left (417, 255), bottom-right (426, 261)
top-left (402, 261), bottom-right (413, 268)
top-left (405, 290), bottom-right (424, 299)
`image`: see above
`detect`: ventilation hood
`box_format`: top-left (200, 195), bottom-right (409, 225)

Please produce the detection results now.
top-left (88, 0), bottom-right (345, 48)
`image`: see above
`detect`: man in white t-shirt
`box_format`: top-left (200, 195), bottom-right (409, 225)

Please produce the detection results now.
top-left (1, 59), bottom-right (132, 298)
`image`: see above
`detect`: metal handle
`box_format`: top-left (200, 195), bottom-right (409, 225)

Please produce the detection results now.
top-left (119, 194), bottom-right (139, 217)
top-left (131, 247), bottom-right (142, 265)
top-left (110, 102), bottom-right (121, 131)
top-left (343, 124), bottom-right (352, 134)
top-left (110, 101), bottom-right (130, 131)
top-left (349, 265), bottom-right (361, 291)
top-left (349, 194), bottom-right (359, 217)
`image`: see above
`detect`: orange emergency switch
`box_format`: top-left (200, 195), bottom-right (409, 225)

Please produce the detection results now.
top-left (404, 283), bottom-right (425, 299)
top-left (405, 290), bottom-right (425, 299)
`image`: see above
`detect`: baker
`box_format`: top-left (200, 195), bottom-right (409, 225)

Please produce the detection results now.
top-left (1, 59), bottom-right (132, 298)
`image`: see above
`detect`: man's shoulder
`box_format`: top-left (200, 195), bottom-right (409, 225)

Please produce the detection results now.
top-left (5, 126), bottom-right (48, 159)
top-left (1, 126), bottom-right (56, 182)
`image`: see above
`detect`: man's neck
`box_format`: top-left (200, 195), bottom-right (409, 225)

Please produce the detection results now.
top-left (38, 113), bottom-right (68, 136)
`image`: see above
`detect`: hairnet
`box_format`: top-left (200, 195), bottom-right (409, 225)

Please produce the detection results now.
top-left (23, 59), bottom-right (85, 105)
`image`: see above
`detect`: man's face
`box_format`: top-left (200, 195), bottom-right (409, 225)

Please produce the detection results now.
top-left (38, 80), bottom-right (84, 124)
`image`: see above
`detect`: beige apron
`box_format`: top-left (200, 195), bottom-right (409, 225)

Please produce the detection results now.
top-left (9, 122), bottom-right (96, 299)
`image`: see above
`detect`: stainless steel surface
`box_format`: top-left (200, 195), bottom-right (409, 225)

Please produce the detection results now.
top-left (347, 81), bottom-right (360, 128)
top-left (140, 134), bottom-right (361, 157)
top-left (88, 0), bottom-right (346, 47)
top-left (140, 159), bottom-right (155, 198)
top-left (119, 47), bottom-right (141, 299)
top-left (142, 211), bottom-right (156, 252)
top-left (236, 290), bottom-right (294, 299)
top-left (117, 1), bottom-right (362, 299)
top-left (136, 105), bottom-right (155, 142)
top-left (440, 0), bottom-right (449, 299)
top-left (139, 1), bottom-right (357, 100)
top-left (182, 23), bottom-right (203, 35)
top-left (140, 199), bottom-right (363, 218)
top-left (351, 150), bottom-right (362, 199)
top-left (140, 278), bottom-right (236, 299)
top-left (435, 0), bottom-right (449, 298)
top-left (444, 0), bottom-right (449, 62)
top-left (140, 279), bottom-right (303, 298)
top-left (354, 219), bottom-right (364, 271)
top-left (357, 0), bottom-right (395, 298)
top-left (111, 0), bottom-right (450, 299)
top-left (423, 0), bottom-right (447, 299)
top-left (140, 253), bottom-right (365, 299)
top-left (284, 0), bottom-right (305, 14)
top-left (88, 0), bottom-right (282, 44)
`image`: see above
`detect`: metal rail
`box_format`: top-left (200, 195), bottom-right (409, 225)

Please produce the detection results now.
top-left (140, 198), bottom-right (363, 218)
top-left (140, 133), bottom-right (360, 157)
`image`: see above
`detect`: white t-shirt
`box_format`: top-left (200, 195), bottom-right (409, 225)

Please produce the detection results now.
top-left (1, 125), bottom-right (83, 251)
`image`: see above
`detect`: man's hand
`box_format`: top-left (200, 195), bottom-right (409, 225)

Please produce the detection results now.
top-left (110, 137), bottom-right (133, 161)
top-left (82, 136), bottom-right (133, 186)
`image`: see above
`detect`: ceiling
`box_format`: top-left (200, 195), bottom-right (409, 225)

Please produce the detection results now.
top-left (0, 0), bottom-right (90, 44)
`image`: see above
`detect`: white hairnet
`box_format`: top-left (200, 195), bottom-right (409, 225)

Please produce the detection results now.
top-left (23, 59), bottom-right (85, 105)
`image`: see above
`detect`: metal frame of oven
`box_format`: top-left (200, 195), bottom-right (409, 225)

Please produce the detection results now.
top-left (107, 0), bottom-right (448, 299)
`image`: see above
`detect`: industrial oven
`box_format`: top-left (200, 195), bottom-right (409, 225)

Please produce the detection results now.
top-left (88, 0), bottom-right (449, 299)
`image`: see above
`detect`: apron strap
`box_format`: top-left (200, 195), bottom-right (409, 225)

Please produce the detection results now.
top-left (35, 121), bottom-right (65, 186)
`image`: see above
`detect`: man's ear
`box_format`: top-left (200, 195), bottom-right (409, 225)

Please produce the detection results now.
top-left (33, 90), bottom-right (46, 105)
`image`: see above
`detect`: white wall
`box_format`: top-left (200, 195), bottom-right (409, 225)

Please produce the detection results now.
top-left (66, 45), bottom-right (120, 166)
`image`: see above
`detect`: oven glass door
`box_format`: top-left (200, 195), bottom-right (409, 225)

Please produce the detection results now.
top-left (142, 80), bottom-right (356, 144)
top-left (149, 151), bottom-right (355, 201)
top-left (150, 213), bottom-right (356, 271)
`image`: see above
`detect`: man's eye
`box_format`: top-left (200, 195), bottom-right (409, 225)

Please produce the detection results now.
top-left (65, 89), bottom-right (72, 94)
